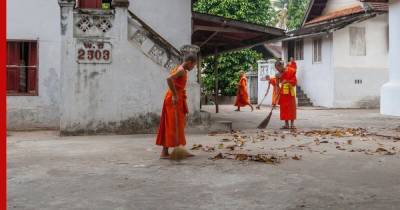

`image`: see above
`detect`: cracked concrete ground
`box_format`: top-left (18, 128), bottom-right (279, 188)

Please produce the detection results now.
top-left (7, 106), bottom-right (400, 210)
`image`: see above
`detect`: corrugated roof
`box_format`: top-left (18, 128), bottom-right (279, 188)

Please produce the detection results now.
top-left (366, 2), bottom-right (389, 12)
top-left (192, 12), bottom-right (284, 56)
top-left (302, 0), bottom-right (388, 26)
top-left (306, 5), bottom-right (365, 25)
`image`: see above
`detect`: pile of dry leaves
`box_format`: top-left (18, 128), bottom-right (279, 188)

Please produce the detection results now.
top-left (209, 152), bottom-right (298, 164)
top-left (300, 128), bottom-right (369, 138)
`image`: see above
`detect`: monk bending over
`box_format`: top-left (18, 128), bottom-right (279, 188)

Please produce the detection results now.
top-left (264, 75), bottom-right (279, 106)
top-left (156, 54), bottom-right (197, 159)
top-left (234, 71), bottom-right (254, 112)
top-left (275, 61), bottom-right (297, 129)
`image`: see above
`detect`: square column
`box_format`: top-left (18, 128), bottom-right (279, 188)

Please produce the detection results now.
top-left (381, 0), bottom-right (400, 116)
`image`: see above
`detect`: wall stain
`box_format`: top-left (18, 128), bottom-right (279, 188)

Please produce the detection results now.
top-left (60, 111), bottom-right (210, 136)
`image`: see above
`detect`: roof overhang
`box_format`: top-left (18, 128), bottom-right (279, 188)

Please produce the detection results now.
top-left (192, 12), bottom-right (285, 57)
top-left (302, 0), bottom-right (329, 26)
top-left (301, 0), bottom-right (388, 26)
top-left (284, 12), bottom-right (381, 42)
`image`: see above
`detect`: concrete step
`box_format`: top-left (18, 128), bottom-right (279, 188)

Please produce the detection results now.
top-left (296, 86), bottom-right (313, 107)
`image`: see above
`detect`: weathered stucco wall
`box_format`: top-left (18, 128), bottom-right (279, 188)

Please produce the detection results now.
top-left (59, 4), bottom-right (200, 135)
top-left (7, 0), bottom-right (200, 133)
top-left (129, 0), bottom-right (191, 48)
top-left (295, 35), bottom-right (335, 108)
top-left (332, 14), bottom-right (389, 108)
top-left (6, 0), bottom-right (61, 129)
top-left (286, 15), bottom-right (388, 108)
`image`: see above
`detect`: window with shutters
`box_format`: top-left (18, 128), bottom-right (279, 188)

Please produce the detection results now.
top-left (78, 0), bottom-right (111, 9)
top-left (349, 27), bottom-right (366, 56)
top-left (294, 39), bottom-right (304, 60)
top-left (313, 38), bottom-right (322, 63)
top-left (6, 41), bottom-right (38, 96)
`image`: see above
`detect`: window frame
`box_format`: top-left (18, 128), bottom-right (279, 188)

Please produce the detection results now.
top-left (349, 26), bottom-right (366, 56)
top-left (312, 38), bottom-right (322, 64)
top-left (294, 39), bottom-right (304, 61)
top-left (77, 0), bottom-right (109, 9)
top-left (6, 39), bottom-right (39, 96)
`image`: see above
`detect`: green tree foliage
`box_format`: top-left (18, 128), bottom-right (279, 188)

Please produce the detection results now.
top-left (193, 0), bottom-right (274, 96)
top-left (201, 49), bottom-right (262, 96)
top-left (287, 0), bottom-right (310, 30)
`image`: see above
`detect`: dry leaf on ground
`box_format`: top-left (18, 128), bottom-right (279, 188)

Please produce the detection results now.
top-left (210, 153), bottom-right (224, 160)
top-left (235, 154), bottom-right (248, 161)
top-left (292, 155), bottom-right (302, 160)
top-left (191, 144), bottom-right (203, 150)
top-left (226, 145), bottom-right (236, 151)
top-left (202, 146), bottom-right (215, 152)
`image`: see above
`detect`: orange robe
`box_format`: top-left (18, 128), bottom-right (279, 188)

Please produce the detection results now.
top-left (287, 61), bottom-right (297, 71)
top-left (269, 77), bottom-right (279, 106)
top-left (235, 76), bottom-right (250, 107)
top-left (278, 67), bottom-right (297, 120)
top-left (156, 67), bottom-right (188, 148)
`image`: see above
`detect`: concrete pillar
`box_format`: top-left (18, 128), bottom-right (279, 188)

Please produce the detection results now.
top-left (58, 0), bottom-right (75, 132)
top-left (112, 0), bottom-right (129, 41)
top-left (58, 0), bottom-right (75, 38)
top-left (381, 0), bottom-right (400, 116)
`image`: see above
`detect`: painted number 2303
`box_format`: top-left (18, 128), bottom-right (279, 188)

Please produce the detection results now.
top-left (77, 49), bottom-right (110, 61)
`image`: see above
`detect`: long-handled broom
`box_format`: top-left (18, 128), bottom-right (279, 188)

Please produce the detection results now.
top-left (257, 86), bottom-right (280, 129)
top-left (256, 81), bottom-right (271, 110)
top-left (170, 103), bottom-right (191, 161)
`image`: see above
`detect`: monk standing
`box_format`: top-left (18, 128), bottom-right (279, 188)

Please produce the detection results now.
top-left (156, 54), bottom-right (197, 159)
top-left (275, 61), bottom-right (297, 129)
top-left (234, 71), bottom-right (254, 112)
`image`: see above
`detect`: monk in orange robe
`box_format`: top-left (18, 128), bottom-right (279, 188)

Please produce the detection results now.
top-left (234, 71), bottom-right (254, 112)
top-left (265, 75), bottom-right (279, 106)
top-left (275, 61), bottom-right (297, 129)
top-left (156, 54), bottom-right (197, 159)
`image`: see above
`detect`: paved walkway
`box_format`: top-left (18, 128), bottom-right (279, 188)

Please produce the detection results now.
top-left (7, 106), bottom-right (400, 210)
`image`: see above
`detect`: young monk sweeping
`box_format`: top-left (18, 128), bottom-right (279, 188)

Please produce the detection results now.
top-left (156, 54), bottom-right (197, 159)
top-left (264, 75), bottom-right (279, 106)
top-left (275, 61), bottom-right (297, 129)
top-left (234, 71), bottom-right (254, 112)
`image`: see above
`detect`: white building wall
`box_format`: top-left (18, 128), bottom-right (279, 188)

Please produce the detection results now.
top-left (322, 0), bottom-right (362, 14)
top-left (129, 0), bottom-right (198, 123)
top-left (58, 3), bottom-right (200, 134)
top-left (6, 0), bottom-right (61, 129)
top-left (332, 15), bottom-right (389, 108)
top-left (295, 35), bottom-right (335, 107)
top-left (129, 0), bottom-right (191, 48)
top-left (7, 0), bottom-right (199, 132)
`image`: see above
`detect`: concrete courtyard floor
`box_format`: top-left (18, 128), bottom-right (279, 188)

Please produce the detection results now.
top-left (7, 105), bottom-right (400, 210)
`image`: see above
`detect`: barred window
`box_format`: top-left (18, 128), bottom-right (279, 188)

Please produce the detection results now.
top-left (294, 39), bottom-right (304, 60)
top-left (7, 41), bottom-right (38, 96)
top-left (313, 38), bottom-right (322, 63)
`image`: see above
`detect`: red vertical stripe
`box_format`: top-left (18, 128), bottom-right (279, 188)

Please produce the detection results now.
top-left (1, 0), bottom-right (7, 208)
top-left (6, 42), bottom-right (20, 92)
top-left (27, 42), bottom-right (37, 93)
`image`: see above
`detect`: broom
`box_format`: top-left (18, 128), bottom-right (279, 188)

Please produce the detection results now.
top-left (256, 81), bottom-right (271, 110)
top-left (170, 103), bottom-right (191, 161)
top-left (257, 85), bottom-right (281, 129)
